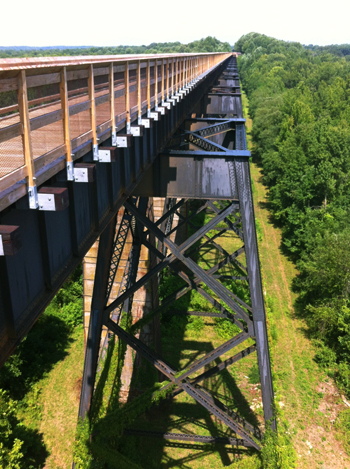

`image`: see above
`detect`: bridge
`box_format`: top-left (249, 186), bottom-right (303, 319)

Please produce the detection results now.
top-left (0, 51), bottom-right (275, 458)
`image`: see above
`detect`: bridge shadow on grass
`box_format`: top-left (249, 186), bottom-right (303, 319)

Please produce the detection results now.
top-left (112, 307), bottom-right (261, 468)
top-left (90, 201), bottom-right (262, 468)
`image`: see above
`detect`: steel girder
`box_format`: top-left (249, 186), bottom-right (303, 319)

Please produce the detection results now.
top-left (76, 56), bottom-right (275, 462)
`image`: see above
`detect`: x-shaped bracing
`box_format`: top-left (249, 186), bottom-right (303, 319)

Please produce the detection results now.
top-left (100, 197), bottom-right (262, 448)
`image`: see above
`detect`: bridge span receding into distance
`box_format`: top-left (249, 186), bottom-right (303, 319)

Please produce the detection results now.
top-left (0, 51), bottom-right (275, 456)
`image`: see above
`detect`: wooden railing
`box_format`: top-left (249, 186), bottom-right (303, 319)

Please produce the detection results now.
top-left (0, 52), bottom-right (231, 210)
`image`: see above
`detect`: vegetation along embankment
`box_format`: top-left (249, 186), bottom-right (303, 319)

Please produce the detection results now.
top-left (236, 31), bottom-right (350, 449)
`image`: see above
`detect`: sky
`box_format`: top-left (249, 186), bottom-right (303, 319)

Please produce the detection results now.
top-left (1, 0), bottom-right (350, 48)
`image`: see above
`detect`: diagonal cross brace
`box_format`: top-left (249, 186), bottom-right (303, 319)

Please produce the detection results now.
top-left (104, 202), bottom-right (237, 317)
top-left (106, 318), bottom-right (260, 449)
top-left (130, 245), bottom-right (251, 335)
top-left (177, 331), bottom-right (249, 381)
top-left (124, 198), bottom-right (253, 330)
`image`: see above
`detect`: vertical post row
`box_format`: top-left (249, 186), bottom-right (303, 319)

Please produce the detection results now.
top-left (166, 58), bottom-right (170, 101)
top-left (110, 63), bottom-right (117, 146)
top-left (147, 60), bottom-right (151, 118)
top-left (175, 58), bottom-right (178, 92)
top-left (171, 58), bottom-right (174, 96)
top-left (154, 60), bottom-right (158, 111)
top-left (161, 59), bottom-right (165, 105)
top-left (60, 67), bottom-right (73, 180)
top-left (89, 64), bottom-right (98, 160)
top-left (137, 60), bottom-right (142, 125)
top-left (18, 70), bottom-right (38, 209)
top-left (125, 62), bottom-right (131, 134)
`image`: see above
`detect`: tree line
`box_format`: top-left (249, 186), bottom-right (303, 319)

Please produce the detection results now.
top-left (0, 36), bottom-right (232, 58)
top-left (235, 32), bottom-right (350, 399)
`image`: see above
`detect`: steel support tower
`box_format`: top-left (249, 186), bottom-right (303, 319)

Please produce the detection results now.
top-left (77, 57), bottom-right (275, 462)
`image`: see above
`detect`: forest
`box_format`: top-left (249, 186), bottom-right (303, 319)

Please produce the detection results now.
top-left (0, 36), bottom-right (232, 58)
top-left (235, 32), bottom-right (350, 400)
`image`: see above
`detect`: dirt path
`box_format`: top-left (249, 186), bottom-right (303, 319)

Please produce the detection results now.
top-left (251, 162), bottom-right (350, 468)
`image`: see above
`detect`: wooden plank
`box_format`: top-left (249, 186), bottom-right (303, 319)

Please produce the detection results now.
top-left (0, 183), bottom-right (26, 212)
top-left (69, 100), bottom-right (90, 117)
top-left (71, 130), bottom-right (93, 151)
top-left (0, 77), bottom-right (18, 92)
top-left (35, 156), bottom-right (65, 187)
top-left (0, 104), bottom-right (18, 116)
top-left (17, 71), bottom-right (35, 189)
top-left (97, 119), bottom-right (112, 136)
top-left (113, 64), bottom-right (126, 74)
top-left (0, 123), bottom-right (22, 143)
top-left (26, 72), bottom-right (60, 88)
top-left (67, 69), bottom-right (89, 81)
top-left (34, 144), bottom-right (65, 172)
top-left (30, 109), bottom-right (62, 132)
top-left (93, 67), bottom-right (109, 77)
top-left (95, 93), bottom-right (109, 107)
top-left (0, 166), bottom-right (28, 194)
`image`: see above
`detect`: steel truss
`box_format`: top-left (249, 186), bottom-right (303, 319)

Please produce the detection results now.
top-left (77, 56), bottom-right (275, 461)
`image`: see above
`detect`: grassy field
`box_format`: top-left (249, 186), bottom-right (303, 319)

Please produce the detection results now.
top-left (17, 326), bottom-right (84, 468)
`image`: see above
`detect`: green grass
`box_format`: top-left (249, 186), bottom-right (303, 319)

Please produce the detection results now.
top-left (17, 326), bottom-right (84, 468)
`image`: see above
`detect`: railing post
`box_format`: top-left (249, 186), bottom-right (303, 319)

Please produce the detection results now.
top-left (110, 62), bottom-right (117, 146)
top-left (18, 70), bottom-right (38, 209)
top-left (88, 64), bottom-right (98, 160)
top-left (125, 62), bottom-right (131, 134)
top-left (154, 59), bottom-right (158, 111)
top-left (175, 58), bottom-right (178, 92)
top-left (60, 67), bottom-right (74, 180)
top-left (137, 60), bottom-right (142, 125)
top-left (166, 58), bottom-right (170, 101)
top-left (161, 59), bottom-right (165, 106)
top-left (179, 57), bottom-right (183, 90)
top-left (147, 59), bottom-right (151, 118)
top-left (171, 58), bottom-right (174, 96)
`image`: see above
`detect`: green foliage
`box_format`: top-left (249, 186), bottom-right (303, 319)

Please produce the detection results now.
top-left (214, 317), bottom-right (242, 340)
top-left (0, 389), bottom-right (47, 468)
top-left (0, 265), bottom-right (83, 467)
top-left (235, 32), bottom-right (350, 398)
top-left (186, 315), bottom-right (205, 335)
top-left (261, 422), bottom-right (297, 468)
top-left (256, 218), bottom-right (263, 242)
top-left (0, 390), bottom-right (24, 469)
top-left (248, 363), bottom-right (260, 384)
top-left (73, 418), bottom-right (92, 469)
top-left (335, 408), bottom-right (350, 455)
